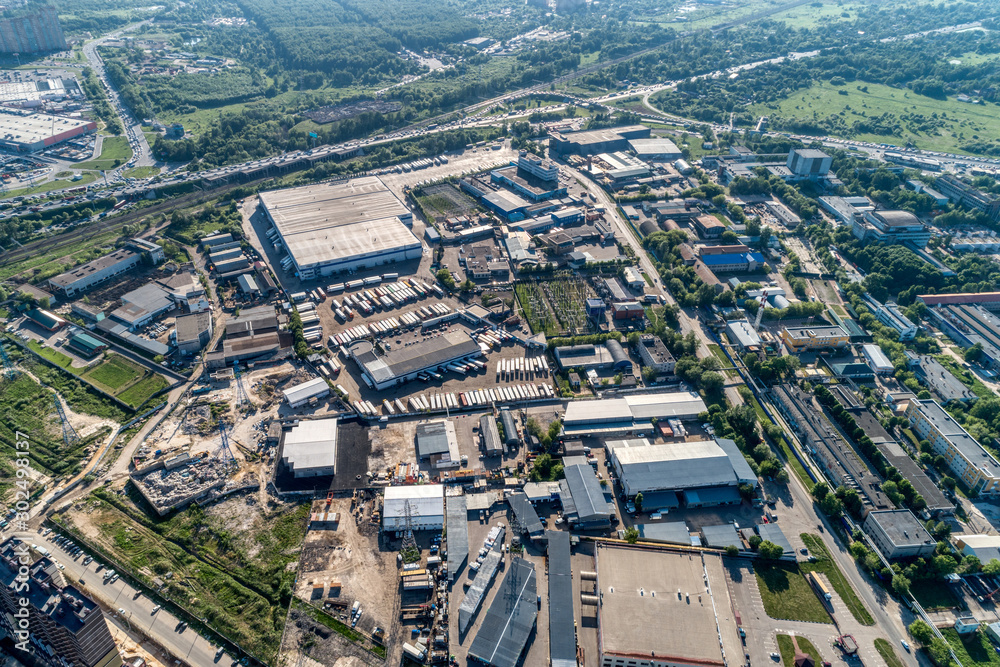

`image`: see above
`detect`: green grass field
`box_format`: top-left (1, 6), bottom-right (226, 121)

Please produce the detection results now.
top-left (27, 340), bottom-right (75, 370)
top-left (755, 561), bottom-right (832, 624)
top-left (116, 374), bottom-right (169, 408)
top-left (123, 166), bottom-right (160, 179)
top-left (942, 627), bottom-right (998, 667)
top-left (74, 137), bottom-right (133, 171)
top-left (752, 80), bottom-right (1000, 155)
top-left (0, 227), bottom-right (121, 282)
top-left (875, 639), bottom-right (905, 667)
top-left (1, 172), bottom-right (97, 201)
top-left (769, 0), bottom-right (865, 28)
top-left (910, 579), bottom-right (958, 611)
top-left (777, 634), bottom-right (823, 667)
top-left (83, 355), bottom-right (144, 391)
top-left (799, 533), bottom-right (874, 625)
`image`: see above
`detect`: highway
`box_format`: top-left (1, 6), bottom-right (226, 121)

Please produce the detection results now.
top-left (17, 530), bottom-right (235, 667)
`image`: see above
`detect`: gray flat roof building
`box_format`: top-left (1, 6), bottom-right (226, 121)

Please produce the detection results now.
top-left (468, 559), bottom-right (538, 667)
top-left (563, 392), bottom-right (707, 438)
top-left (634, 521), bottom-right (692, 545)
top-left (350, 330), bottom-right (481, 390)
top-left (863, 509), bottom-right (936, 559)
top-left (259, 176), bottom-right (420, 280)
top-left (547, 531), bottom-right (576, 667)
top-left (559, 462), bottom-right (614, 529)
top-left (446, 495), bottom-right (469, 581)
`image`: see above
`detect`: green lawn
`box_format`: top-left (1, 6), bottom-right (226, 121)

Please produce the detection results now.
top-left (910, 578), bottom-right (957, 610)
top-left (752, 80), bottom-right (1000, 155)
top-left (83, 355), bottom-right (143, 391)
top-left (123, 166), bottom-right (160, 179)
top-left (755, 561), bottom-right (832, 624)
top-left (27, 340), bottom-right (76, 370)
top-left (875, 638), bottom-right (905, 667)
top-left (769, 0), bottom-right (866, 28)
top-left (942, 627), bottom-right (999, 667)
top-left (1, 172), bottom-right (97, 200)
top-left (799, 533), bottom-right (874, 625)
top-left (777, 634), bottom-right (823, 667)
top-left (74, 137), bottom-right (133, 171)
top-left (116, 374), bottom-right (169, 408)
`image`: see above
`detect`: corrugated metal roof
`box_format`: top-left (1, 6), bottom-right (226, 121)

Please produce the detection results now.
top-left (459, 541), bottom-right (503, 634)
top-left (481, 414), bottom-right (503, 454)
top-left (547, 531), bottom-right (576, 667)
top-left (416, 420), bottom-right (453, 458)
top-left (635, 521), bottom-right (690, 544)
top-left (757, 523), bottom-right (792, 554)
top-left (701, 523), bottom-right (741, 548)
top-left (468, 559), bottom-right (537, 667)
top-left (715, 438), bottom-right (758, 484)
top-left (610, 440), bottom-right (739, 494)
top-left (562, 463), bottom-right (612, 524)
top-left (508, 492), bottom-right (543, 536)
top-left (446, 495), bottom-right (469, 581)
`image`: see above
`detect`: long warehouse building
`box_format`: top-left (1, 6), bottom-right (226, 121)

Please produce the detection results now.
top-left (259, 176), bottom-right (421, 280)
top-left (349, 331), bottom-right (482, 391)
top-left (562, 392), bottom-right (707, 437)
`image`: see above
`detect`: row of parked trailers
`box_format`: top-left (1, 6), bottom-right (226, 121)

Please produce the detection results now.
top-left (494, 355), bottom-right (549, 382)
top-left (331, 286), bottom-right (449, 323)
top-left (355, 383), bottom-right (556, 418)
top-left (327, 304), bottom-right (453, 347)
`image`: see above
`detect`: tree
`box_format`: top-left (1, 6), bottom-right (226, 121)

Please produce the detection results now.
top-left (775, 469), bottom-right (790, 484)
top-left (965, 342), bottom-right (984, 364)
top-left (749, 534), bottom-right (763, 550)
top-left (758, 540), bottom-right (784, 560)
top-left (908, 619), bottom-right (934, 645)
top-left (725, 545), bottom-right (739, 557)
top-left (812, 482), bottom-right (830, 501)
top-left (891, 573), bottom-right (911, 596)
top-left (634, 492), bottom-right (644, 513)
top-left (984, 558), bottom-right (1000, 575)
top-left (941, 476), bottom-right (957, 492)
top-left (624, 527), bottom-right (639, 544)
top-left (435, 268), bottom-right (455, 289)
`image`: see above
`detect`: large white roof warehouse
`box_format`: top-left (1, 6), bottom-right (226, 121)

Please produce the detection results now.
top-left (383, 484), bottom-right (444, 531)
top-left (281, 418), bottom-right (338, 478)
top-left (562, 392), bottom-right (707, 437)
top-left (259, 176), bottom-right (421, 280)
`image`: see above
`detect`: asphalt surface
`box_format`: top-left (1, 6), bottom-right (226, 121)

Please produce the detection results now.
top-left (18, 530), bottom-right (235, 667)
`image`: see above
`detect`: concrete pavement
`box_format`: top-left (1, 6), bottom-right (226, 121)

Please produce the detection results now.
top-left (20, 531), bottom-right (234, 667)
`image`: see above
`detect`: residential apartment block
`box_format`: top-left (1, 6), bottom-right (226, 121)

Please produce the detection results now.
top-left (906, 399), bottom-right (1000, 497)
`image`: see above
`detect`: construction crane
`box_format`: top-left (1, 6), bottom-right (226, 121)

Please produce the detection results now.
top-left (0, 342), bottom-right (18, 380)
top-left (53, 393), bottom-right (80, 447)
top-left (752, 289), bottom-right (769, 332)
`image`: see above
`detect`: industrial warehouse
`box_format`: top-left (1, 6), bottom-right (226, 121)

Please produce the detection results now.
top-left (259, 176), bottom-right (422, 280)
top-left (561, 392), bottom-right (708, 437)
top-left (348, 330), bottom-right (483, 391)
top-left (0, 111), bottom-right (96, 152)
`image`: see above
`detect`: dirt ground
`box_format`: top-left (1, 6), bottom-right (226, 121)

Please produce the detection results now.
top-left (287, 497), bottom-right (405, 665)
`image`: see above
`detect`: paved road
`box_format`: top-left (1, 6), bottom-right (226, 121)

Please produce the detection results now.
top-left (19, 531), bottom-right (234, 667)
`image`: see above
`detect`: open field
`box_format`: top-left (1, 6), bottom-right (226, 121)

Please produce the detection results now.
top-left (942, 626), bottom-right (1000, 667)
top-left (777, 634), bottom-right (823, 667)
top-left (0, 226), bottom-right (122, 282)
top-left (59, 489), bottom-right (310, 662)
top-left (0, 373), bottom-right (93, 481)
top-left (28, 340), bottom-right (75, 369)
top-left (116, 374), bottom-right (169, 407)
top-left (755, 560), bottom-right (831, 624)
top-left (752, 80), bottom-right (1000, 155)
top-left (1, 172), bottom-right (97, 200)
top-left (910, 578), bottom-right (958, 611)
top-left (84, 355), bottom-right (144, 391)
top-left (124, 166), bottom-right (161, 178)
top-left (769, 0), bottom-right (866, 28)
top-left (875, 638), bottom-right (905, 667)
top-left (799, 533), bottom-right (874, 625)
top-left (74, 136), bottom-right (133, 171)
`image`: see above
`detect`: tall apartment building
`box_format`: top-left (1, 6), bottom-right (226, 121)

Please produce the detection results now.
top-left (936, 174), bottom-right (1000, 223)
top-left (0, 6), bottom-right (66, 54)
top-left (905, 399), bottom-right (1000, 497)
top-left (0, 538), bottom-right (121, 667)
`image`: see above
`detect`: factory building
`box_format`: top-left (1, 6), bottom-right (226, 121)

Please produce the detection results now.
top-left (606, 438), bottom-right (757, 508)
top-left (628, 137), bottom-right (683, 161)
top-left (956, 535), bottom-right (1000, 564)
top-left (0, 111), bottom-right (95, 153)
top-left (861, 344), bottom-right (894, 375)
top-left (906, 398), bottom-right (1000, 497)
top-left (280, 418), bottom-right (338, 478)
top-left (416, 420), bottom-right (462, 469)
top-left (780, 325), bottom-right (849, 353)
top-left (863, 509), bottom-right (936, 560)
top-left (383, 484), bottom-right (444, 532)
top-left (786, 149), bottom-right (832, 179)
top-left (699, 251), bottom-right (766, 273)
top-left (925, 302), bottom-right (1000, 371)
top-left (694, 215), bottom-right (725, 239)
top-left (174, 311), bottom-right (213, 354)
top-left (562, 392), bottom-right (707, 438)
top-left (725, 320), bottom-right (762, 350)
top-left (865, 295), bottom-right (918, 341)
top-left (0, 538), bottom-right (121, 667)
top-left (852, 209), bottom-right (931, 247)
top-left (636, 334), bottom-right (676, 374)
top-left (282, 377), bottom-right (330, 408)
top-left (48, 248), bottom-right (141, 298)
top-left (349, 330), bottom-right (482, 391)
top-left (553, 340), bottom-right (633, 373)
top-left (548, 125), bottom-right (650, 156)
top-left (935, 174), bottom-right (1000, 222)
top-left (259, 177), bottom-right (421, 280)
top-left (559, 457), bottom-right (615, 529)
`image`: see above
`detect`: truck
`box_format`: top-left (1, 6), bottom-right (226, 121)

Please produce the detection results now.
top-left (807, 572), bottom-right (832, 601)
top-left (402, 643), bottom-right (426, 662)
